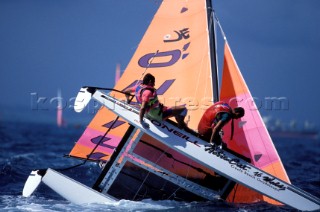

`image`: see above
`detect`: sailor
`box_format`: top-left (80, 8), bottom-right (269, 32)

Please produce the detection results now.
top-left (198, 102), bottom-right (245, 149)
top-left (124, 73), bottom-right (189, 129)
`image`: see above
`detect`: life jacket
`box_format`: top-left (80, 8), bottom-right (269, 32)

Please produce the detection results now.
top-left (198, 101), bottom-right (235, 140)
top-left (135, 84), bottom-right (158, 106)
top-left (134, 85), bottom-right (163, 120)
top-left (211, 101), bottom-right (232, 126)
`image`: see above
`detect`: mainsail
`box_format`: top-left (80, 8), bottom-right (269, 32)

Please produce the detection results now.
top-left (69, 0), bottom-right (214, 162)
top-left (69, 0), bottom-right (290, 204)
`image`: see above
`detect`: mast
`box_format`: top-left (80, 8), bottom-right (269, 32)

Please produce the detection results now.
top-left (206, 0), bottom-right (219, 102)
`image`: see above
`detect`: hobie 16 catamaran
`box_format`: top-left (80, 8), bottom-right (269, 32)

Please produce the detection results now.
top-left (23, 0), bottom-right (320, 211)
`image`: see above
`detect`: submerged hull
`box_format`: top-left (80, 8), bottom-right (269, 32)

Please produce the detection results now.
top-left (24, 168), bottom-right (117, 204)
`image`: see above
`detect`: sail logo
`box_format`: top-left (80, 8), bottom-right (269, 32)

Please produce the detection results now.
top-left (138, 28), bottom-right (190, 68)
top-left (164, 28), bottom-right (190, 42)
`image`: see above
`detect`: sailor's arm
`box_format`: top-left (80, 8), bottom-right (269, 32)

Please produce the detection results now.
top-left (210, 120), bottom-right (224, 143)
top-left (123, 87), bottom-right (133, 94)
top-left (139, 101), bottom-right (149, 128)
top-left (123, 87), bottom-right (134, 103)
top-left (211, 112), bottom-right (231, 142)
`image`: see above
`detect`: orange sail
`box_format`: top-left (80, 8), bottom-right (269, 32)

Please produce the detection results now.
top-left (220, 43), bottom-right (290, 204)
top-left (69, 0), bottom-right (214, 161)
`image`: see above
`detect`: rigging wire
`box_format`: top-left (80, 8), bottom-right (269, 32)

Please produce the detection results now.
top-left (213, 10), bottom-right (227, 42)
top-left (167, 186), bottom-right (181, 200)
top-left (132, 145), bottom-right (171, 200)
top-left (134, 50), bottom-right (159, 87)
top-left (167, 160), bottom-right (192, 200)
top-left (58, 88), bottom-right (135, 172)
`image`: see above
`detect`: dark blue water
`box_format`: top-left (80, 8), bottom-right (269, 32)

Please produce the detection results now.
top-left (0, 120), bottom-right (319, 211)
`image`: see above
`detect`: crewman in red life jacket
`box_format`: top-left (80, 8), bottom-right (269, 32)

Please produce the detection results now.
top-left (124, 73), bottom-right (188, 130)
top-left (198, 102), bottom-right (245, 148)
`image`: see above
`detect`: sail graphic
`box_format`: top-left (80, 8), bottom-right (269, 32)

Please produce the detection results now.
top-left (69, 107), bottom-right (130, 161)
top-left (68, 0), bottom-right (290, 205)
top-left (220, 43), bottom-right (290, 204)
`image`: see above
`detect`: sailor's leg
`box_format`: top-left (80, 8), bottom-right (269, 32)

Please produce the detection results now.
top-left (163, 105), bottom-right (188, 129)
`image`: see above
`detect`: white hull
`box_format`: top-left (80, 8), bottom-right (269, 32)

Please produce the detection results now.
top-left (23, 168), bottom-right (117, 204)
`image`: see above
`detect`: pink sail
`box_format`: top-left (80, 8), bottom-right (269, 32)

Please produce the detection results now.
top-left (220, 43), bottom-right (290, 204)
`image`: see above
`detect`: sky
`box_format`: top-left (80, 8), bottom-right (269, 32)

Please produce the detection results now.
top-left (0, 0), bottom-right (320, 131)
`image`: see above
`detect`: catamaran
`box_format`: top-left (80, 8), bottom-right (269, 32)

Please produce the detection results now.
top-left (22, 0), bottom-right (320, 211)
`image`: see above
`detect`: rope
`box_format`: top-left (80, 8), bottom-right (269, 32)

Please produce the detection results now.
top-left (134, 50), bottom-right (159, 87)
top-left (58, 88), bottom-right (135, 172)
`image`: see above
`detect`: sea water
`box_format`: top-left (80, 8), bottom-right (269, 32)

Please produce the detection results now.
top-left (0, 121), bottom-right (319, 212)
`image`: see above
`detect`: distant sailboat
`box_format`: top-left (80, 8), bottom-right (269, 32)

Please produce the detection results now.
top-left (115, 63), bottom-right (121, 84)
top-left (57, 89), bottom-right (65, 127)
top-left (23, 1), bottom-right (320, 211)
